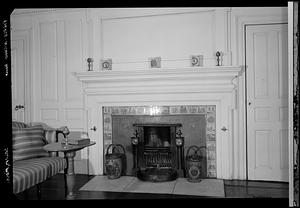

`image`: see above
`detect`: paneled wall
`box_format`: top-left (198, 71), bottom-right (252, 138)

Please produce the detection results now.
top-left (10, 7), bottom-right (288, 175)
top-left (89, 8), bottom-right (232, 70)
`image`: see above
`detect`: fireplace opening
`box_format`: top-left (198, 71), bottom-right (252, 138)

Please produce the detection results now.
top-left (104, 105), bottom-right (216, 179)
top-left (132, 123), bottom-right (185, 182)
top-left (144, 127), bottom-right (171, 168)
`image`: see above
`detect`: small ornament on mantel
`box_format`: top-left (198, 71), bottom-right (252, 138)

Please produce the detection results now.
top-left (101, 59), bottom-right (112, 70)
top-left (87, 58), bottom-right (94, 71)
top-left (215, 51), bottom-right (221, 66)
top-left (149, 57), bottom-right (161, 68)
top-left (191, 55), bottom-right (203, 67)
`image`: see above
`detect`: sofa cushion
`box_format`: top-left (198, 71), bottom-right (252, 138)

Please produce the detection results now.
top-left (12, 121), bottom-right (27, 129)
top-left (13, 157), bottom-right (67, 194)
top-left (27, 122), bottom-right (60, 144)
top-left (12, 125), bottom-right (49, 161)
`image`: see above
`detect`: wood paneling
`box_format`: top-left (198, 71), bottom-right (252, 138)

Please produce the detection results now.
top-left (255, 130), bottom-right (272, 169)
top-left (65, 19), bottom-right (83, 101)
top-left (101, 11), bottom-right (217, 70)
top-left (40, 22), bottom-right (58, 102)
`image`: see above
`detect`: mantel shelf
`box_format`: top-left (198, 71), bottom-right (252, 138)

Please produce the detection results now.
top-left (74, 66), bottom-right (243, 84)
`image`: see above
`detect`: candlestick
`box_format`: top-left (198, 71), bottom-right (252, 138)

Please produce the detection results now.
top-left (87, 58), bottom-right (93, 71)
top-left (216, 51), bottom-right (221, 66)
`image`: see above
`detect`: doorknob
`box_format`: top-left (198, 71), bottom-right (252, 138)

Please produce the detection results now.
top-left (221, 126), bottom-right (228, 132)
top-left (90, 126), bottom-right (97, 131)
top-left (15, 105), bottom-right (24, 111)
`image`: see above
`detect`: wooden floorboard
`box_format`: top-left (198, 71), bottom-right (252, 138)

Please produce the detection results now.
top-left (14, 173), bottom-right (289, 200)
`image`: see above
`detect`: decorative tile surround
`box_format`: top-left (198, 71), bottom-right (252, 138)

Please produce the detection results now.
top-left (103, 105), bottom-right (216, 178)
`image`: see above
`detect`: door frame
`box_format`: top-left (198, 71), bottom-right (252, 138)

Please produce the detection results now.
top-left (244, 23), bottom-right (289, 181)
top-left (11, 29), bottom-right (33, 123)
top-left (231, 9), bottom-right (288, 180)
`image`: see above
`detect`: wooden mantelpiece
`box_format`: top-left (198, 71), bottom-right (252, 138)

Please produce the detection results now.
top-left (74, 66), bottom-right (241, 83)
top-left (74, 66), bottom-right (242, 95)
top-left (74, 66), bottom-right (245, 180)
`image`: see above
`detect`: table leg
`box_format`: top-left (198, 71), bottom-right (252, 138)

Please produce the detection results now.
top-left (65, 151), bottom-right (76, 200)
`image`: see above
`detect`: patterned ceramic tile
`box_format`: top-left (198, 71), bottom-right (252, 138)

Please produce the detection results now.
top-left (104, 139), bottom-right (112, 145)
top-left (135, 106), bottom-right (144, 115)
top-left (103, 105), bottom-right (217, 178)
top-left (206, 113), bottom-right (216, 124)
top-left (207, 134), bottom-right (216, 141)
top-left (206, 122), bottom-right (216, 134)
top-left (170, 106), bottom-right (179, 114)
top-left (207, 170), bottom-right (217, 178)
top-left (111, 107), bottom-right (119, 114)
top-left (104, 114), bottom-right (111, 123)
top-left (207, 151), bottom-right (216, 160)
top-left (104, 132), bottom-right (112, 141)
top-left (207, 141), bottom-right (216, 151)
top-left (198, 106), bottom-right (207, 114)
top-left (188, 106), bottom-right (198, 114)
top-left (206, 105), bottom-right (216, 113)
top-left (179, 106), bottom-right (188, 114)
top-left (129, 107), bottom-right (137, 115)
top-left (104, 123), bottom-right (112, 131)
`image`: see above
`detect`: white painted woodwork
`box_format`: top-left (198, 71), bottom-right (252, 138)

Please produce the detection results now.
top-left (101, 11), bottom-right (216, 69)
top-left (10, 7), bottom-right (288, 178)
top-left (11, 39), bottom-right (25, 122)
top-left (75, 66), bottom-right (243, 178)
top-left (90, 8), bottom-right (232, 71)
top-left (246, 24), bottom-right (288, 182)
top-left (230, 7), bottom-right (288, 180)
top-left (30, 10), bottom-right (88, 174)
top-left (10, 29), bottom-right (33, 123)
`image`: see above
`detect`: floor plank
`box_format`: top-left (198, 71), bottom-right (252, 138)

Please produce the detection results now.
top-left (14, 174), bottom-right (289, 200)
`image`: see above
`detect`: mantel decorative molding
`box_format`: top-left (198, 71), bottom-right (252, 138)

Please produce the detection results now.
top-left (74, 66), bottom-right (242, 84)
top-left (78, 65), bottom-right (244, 179)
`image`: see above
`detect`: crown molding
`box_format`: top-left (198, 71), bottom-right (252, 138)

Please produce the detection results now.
top-left (11, 8), bottom-right (84, 16)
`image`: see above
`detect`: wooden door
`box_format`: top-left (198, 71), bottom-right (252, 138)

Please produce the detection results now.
top-left (11, 39), bottom-right (25, 122)
top-left (246, 24), bottom-right (288, 182)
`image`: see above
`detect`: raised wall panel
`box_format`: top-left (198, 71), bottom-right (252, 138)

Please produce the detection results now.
top-left (279, 106), bottom-right (288, 121)
top-left (11, 48), bottom-right (18, 102)
top-left (253, 32), bottom-right (269, 99)
top-left (40, 108), bottom-right (59, 121)
top-left (64, 108), bottom-right (83, 120)
top-left (279, 129), bottom-right (288, 169)
top-left (278, 30), bottom-right (288, 99)
top-left (40, 22), bottom-right (58, 101)
top-left (102, 11), bottom-right (216, 69)
top-left (255, 130), bottom-right (272, 169)
top-left (254, 107), bottom-right (271, 122)
top-left (65, 19), bottom-right (83, 101)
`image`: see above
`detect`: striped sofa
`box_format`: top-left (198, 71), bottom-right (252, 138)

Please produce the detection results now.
top-left (12, 121), bottom-right (68, 198)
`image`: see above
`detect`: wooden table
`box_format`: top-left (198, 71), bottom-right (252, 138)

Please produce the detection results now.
top-left (43, 141), bottom-right (96, 200)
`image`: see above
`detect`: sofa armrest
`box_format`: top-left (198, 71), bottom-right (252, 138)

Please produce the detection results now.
top-left (56, 126), bottom-right (70, 139)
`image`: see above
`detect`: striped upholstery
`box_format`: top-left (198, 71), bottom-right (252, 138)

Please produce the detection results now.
top-left (12, 125), bottom-right (49, 161)
top-left (13, 157), bottom-right (67, 194)
top-left (44, 130), bottom-right (58, 144)
top-left (12, 121), bottom-right (69, 195)
top-left (12, 121), bottom-right (27, 129)
top-left (27, 122), bottom-right (60, 144)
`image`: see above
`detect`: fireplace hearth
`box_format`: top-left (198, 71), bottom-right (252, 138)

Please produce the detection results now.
top-left (131, 123), bottom-right (185, 182)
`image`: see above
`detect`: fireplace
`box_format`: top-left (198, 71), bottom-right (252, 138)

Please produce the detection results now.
top-left (131, 123), bottom-right (185, 182)
top-left (74, 66), bottom-right (244, 179)
top-left (103, 106), bottom-right (213, 178)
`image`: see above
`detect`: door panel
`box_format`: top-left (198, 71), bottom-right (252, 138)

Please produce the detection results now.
top-left (246, 24), bottom-right (288, 182)
top-left (11, 39), bottom-right (25, 122)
